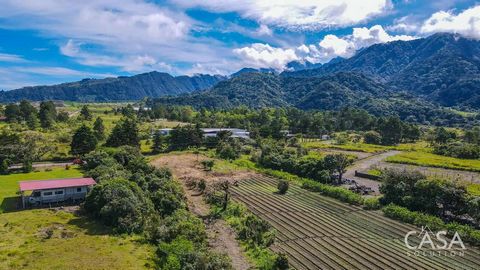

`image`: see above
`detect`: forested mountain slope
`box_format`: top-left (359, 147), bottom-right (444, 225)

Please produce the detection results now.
top-left (0, 71), bottom-right (225, 102)
top-left (284, 33), bottom-right (480, 109)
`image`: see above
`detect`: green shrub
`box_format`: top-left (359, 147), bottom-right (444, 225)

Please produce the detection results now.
top-left (382, 204), bottom-right (480, 246)
top-left (273, 253), bottom-right (289, 270)
top-left (302, 179), bottom-right (364, 205)
top-left (277, 180), bottom-right (289, 194)
top-left (201, 160), bottom-right (215, 171)
top-left (363, 197), bottom-right (381, 210)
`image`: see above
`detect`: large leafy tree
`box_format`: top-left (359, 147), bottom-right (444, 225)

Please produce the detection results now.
top-left (106, 118), bottom-right (140, 147)
top-left (70, 125), bottom-right (98, 156)
top-left (168, 125), bottom-right (203, 150)
top-left (39, 101), bottom-right (57, 128)
top-left (377, 116), bottom-right (403, 145)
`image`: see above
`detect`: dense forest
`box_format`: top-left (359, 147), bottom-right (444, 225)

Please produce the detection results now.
top-left (0, 71), bottom-right (225, 102)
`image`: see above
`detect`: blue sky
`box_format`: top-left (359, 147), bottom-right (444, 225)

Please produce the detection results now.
top-left (0, 0), bottom-right (479, 90)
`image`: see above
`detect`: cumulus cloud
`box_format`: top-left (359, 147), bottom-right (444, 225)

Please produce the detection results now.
top-left (420, 5), bottom-right (480, 39)
top-left (172, 0), bottom-right (391, 30)
top-left (233, 43), bottom-right (298, 70)
top-left (235, 25), bottom-right (417, 68)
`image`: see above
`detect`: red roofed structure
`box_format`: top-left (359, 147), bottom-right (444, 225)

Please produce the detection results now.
top-left (19, 178), bottom-right (96, 191)
top-left (19, 177), bottom-right (96, 208)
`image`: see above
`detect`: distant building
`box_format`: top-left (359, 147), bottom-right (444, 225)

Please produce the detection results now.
top-left (156, 128), bottom-right (250, 139)
top-left (321, 135), bottom-right (331, 140)
top-left (19, 178), bottom-right (96, 208)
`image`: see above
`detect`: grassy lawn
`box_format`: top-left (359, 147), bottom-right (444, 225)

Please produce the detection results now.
top-left (386, 151), bottom-right (480, 172)
top-left (0, 210), bottom-right (155, 270)
top-left (0, 165), bottom-right (155, 269)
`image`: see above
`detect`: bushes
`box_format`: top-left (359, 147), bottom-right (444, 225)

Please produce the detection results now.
top-left (201, 159), bottom-right (215, 171)
top-left (363, 131), bottom-right (382, 145)
top-left (211, 199), bottom-right (280, 269)
top-left (84, 178), bottom-right (153, 233)
top-left (382, 204), bottom-right (480, 246)
top-left (433, 142), bottom-right (480, 159)
top-left (363, 197), bottom-right (381, 210)
top-left (156, 236), bottom-right (232, 270)
top-left (216, 138), bottom-right (242, 160)
top-left (277, 180), bottom-right (289, 194)
top-left (302, 179), bottom-right (364, 205)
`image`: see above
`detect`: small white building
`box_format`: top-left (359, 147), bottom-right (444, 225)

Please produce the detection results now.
top-left (156, 128), bottom-right (250, 139)
top-left (19, 177), bottom-right (96, 208)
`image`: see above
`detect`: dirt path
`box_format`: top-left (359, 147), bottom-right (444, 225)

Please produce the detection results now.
top-left (151, 153), bottom-right (254, 270)
top-left (343, 150), bottom-right (401, 193)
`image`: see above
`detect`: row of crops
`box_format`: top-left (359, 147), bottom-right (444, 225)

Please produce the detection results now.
top-left (231, 176), bottom-right (480, 270)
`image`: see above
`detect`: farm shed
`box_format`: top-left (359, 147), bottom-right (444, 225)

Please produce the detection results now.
top-left (19, 177), bottom-right (96, 208)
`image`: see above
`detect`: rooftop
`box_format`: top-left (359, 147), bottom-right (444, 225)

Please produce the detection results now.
top-left (19, 177), bottom-right (96, 192)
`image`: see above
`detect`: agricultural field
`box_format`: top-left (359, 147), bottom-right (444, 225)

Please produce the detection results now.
top-left (0, 166), bottom-right (155, 269)
top-left (232, 176), bottom-right (480, 270)
top-left (386, 151), bottom-right (480, 172)
top-left (302, 140), bottom-right (430, 154)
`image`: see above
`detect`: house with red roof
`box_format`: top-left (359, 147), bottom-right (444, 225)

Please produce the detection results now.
top-left (19, 177), bottom-right (96, 208)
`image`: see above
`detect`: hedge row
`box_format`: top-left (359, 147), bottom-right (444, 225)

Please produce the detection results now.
top-left (382, 204), bottom-right (480, 246)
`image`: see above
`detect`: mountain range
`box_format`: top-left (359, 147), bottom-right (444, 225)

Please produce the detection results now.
top-left (155, 33), bottom-right (480, 113)
top-left (0, 72), bottom-right (225, 102)
top-left (1, 33), bottom-right (480, 118)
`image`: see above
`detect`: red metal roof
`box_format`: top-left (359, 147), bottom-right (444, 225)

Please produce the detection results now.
top-left (19, 177), bottom-right (96, 191)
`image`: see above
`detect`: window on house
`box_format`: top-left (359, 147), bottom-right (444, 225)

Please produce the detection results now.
top-left (55, 190), bottom-right (64, 195)
top-left (76, 187), bottom-right (82, 192)
top-left (43, 191), bottom-right (53, 196)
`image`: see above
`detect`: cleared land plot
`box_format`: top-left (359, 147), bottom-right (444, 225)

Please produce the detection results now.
top-left (232, 176), bottom-right (480, 270)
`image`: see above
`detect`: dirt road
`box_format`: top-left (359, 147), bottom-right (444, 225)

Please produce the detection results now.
top-left (343, 150), bottom-right (400, 193)
top-left (151, 153), bottom-right (253, 270)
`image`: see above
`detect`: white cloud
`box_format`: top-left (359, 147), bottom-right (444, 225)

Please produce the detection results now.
top-left (233, 43), bottom-right (298, 70)
top-left (256, 24), bottom-right (273, 36)
top-left (60, 39), bottom-right (173, 72)
top-left (0, 0), bottom-right (231, 73)
top-left (235, 25), bottom-right (417, 69)
top-left (12, 66), bottom-right (114, 77)
top-left (172, 0), bottom-right (391, 30)
top-left (0, 53), bottom-right (27, 63)
top-left (420, 5), bottom-right (480, 39)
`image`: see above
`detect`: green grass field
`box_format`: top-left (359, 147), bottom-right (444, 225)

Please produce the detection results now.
top-left (386, 151), bottom-right (480, 172)
top-left (0, 166), bottom-right (155, 269)
top-left (302, 140), bottom-right (430, 153)
top-left (0, 210), bottom-right (154, 270)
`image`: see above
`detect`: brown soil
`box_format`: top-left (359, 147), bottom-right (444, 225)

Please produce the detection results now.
top-left (151, 153), bottom-right (256, 270)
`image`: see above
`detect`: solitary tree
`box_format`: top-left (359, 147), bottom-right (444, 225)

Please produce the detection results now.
top-left (71, 125), bottom-right (98, 156)
top-left (39, 101), bottom-right (57, 128)
top-left (80, 105), bottom-right (92, 121)
top-left (277, 180), bottom-right (289, 194)
top-left (217, 180), bottom-right (231, 211)
top-left (324, 154), bottom-right (351, 184)
top-left (93, 117), bottom-right (106, 140)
